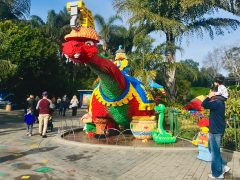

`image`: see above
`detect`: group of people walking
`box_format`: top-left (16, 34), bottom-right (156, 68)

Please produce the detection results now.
top-left (24, 91), bottom-right (54, 138)
top-left (56, 95), bottom-right (79, 116)
top-left (24, 92), bottom-right (79, 138)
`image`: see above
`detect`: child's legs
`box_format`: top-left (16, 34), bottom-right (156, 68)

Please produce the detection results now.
top-left (28, 124), bottom-right (33, 134)
top-left (26, 124), bottom-right (30, 134)
top-left (215, 95), bottom-right (227, 101)
top-left (59, 108), bottom-right (62, 115)
top-left (63, 108), bottom-right (66, 116)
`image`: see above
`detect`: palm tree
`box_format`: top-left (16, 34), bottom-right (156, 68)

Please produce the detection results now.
top-left (0, 0), bottom-right (30, 20)
top-left (30, 8), bottom-right (71, 43)
top-left (113, 0), bottom-right (240, 100)
top-left (130, 33), bottom-right (163, 88)
top-left (45, 9), bottom-right (71, 42)
top-left (94, 14), bottom-right (122, 55)
top-left (29, 15), bottom-right (45, 27)
top-left (108, 24), bottom-right (136, 54)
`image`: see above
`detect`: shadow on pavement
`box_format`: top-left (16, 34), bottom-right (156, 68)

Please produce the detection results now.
top-left (0, 111), bottom-right (24, 130)
top-left (0, 127), bottom-right (26, 135)
top-left (222, 150), bottom-right (234, 167)
top-left (0, 146), bottom-right (58, 164)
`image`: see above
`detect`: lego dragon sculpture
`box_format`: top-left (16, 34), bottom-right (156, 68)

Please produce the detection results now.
top-left (62, 0), bottom-right (155, 129)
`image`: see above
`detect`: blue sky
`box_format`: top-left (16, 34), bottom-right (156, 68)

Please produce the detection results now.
top-left (31, 0), bottom-right (240, 73)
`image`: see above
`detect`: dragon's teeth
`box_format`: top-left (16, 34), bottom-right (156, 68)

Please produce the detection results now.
top-left (74, 53), bottom-right (80, 58)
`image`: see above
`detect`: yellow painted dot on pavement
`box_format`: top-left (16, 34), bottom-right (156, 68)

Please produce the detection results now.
top-left (42, 159), bottom-right (49, 163)
top-left (14, 153), bottom-right (23, 157)
top-left (30, 144), bottom-right (38, 148)
top-left (21, 176), bottom-right (30, 179)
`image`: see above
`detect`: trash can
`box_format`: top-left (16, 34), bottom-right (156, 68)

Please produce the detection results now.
top-left (6, 103), bottom-right (12, 112)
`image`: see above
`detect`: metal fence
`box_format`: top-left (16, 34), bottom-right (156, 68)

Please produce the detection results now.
top-left (165, 108), bottom-right (240, 152)
top-left (165, 108), bottom-right (198, 139)
top-left (222, 116), bottom-right (240, 151)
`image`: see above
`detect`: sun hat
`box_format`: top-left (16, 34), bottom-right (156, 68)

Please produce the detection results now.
top-left (64, 27), bottom-right (100, 42)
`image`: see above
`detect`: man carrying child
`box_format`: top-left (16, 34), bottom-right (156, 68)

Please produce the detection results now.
top-left (202, 76), bottom-right (230, 179)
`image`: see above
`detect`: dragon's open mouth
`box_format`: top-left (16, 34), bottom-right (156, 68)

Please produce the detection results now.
top-left (74, 53), bottom-right (81, 58)
top-left (64, 54), bottom-right (81, 64)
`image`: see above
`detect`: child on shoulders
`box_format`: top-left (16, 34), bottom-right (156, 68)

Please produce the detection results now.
top-left (24, 107), bottom-right (36, 136)
top-left (212, 76), bottom-right (228, 101)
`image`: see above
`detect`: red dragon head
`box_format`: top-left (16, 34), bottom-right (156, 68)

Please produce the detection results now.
top-left (62, 27), bottom-right (100, 63)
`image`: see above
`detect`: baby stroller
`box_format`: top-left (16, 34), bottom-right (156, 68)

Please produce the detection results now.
top-left (47, 116), bottom-right (54, 132)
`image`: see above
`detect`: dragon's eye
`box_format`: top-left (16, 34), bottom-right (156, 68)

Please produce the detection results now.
top-left (85, 41), bottom-right (94, 46)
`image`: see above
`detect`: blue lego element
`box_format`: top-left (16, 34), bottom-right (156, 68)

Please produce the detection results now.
top-left (197, 145), bottom-right (212, 162)
top-left (124, 75), bottom-right (154, 104)
top-left (148, 81), bottom-right (164, 89)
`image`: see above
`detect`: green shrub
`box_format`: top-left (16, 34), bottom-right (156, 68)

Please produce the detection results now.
top-left (177, 114), bottom-right (199, 140)
top-left (222, 128), bottom-right (240, 151)
top-left (225, 88), bottom-right (240, 120)
top-left (179, 128), bottom-right (199, 140)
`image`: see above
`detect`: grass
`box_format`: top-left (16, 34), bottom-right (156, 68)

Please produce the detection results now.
top-left (190, 87), bottom-right (209, 98)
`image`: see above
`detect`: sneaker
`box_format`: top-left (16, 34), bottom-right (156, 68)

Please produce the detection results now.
top-left (223, 165), bottom-right (231, 174)
top-left (28, 134), bottom-right (32, 137)
top-left (26, 133), bottom-right (29, 136)
top-left (42, 135), bottom-right (47, 138)
top-left (208, 174), bottom-right (224, 179)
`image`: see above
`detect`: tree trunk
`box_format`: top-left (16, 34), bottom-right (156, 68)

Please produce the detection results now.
top-left (103, 40), bottom-right (107, 55)
top-left (164, 31), bottom-right (176, 101)
top-left (165, 55), bottom-right (176, 101)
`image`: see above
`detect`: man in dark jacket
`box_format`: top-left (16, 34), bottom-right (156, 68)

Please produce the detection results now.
top-left (202, 90), bottom-right (230, 179)
top-left (27, 95), bottom-right (36, 115)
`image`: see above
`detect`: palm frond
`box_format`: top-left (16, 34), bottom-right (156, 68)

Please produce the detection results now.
top-left (12, 0), bottom-right (30, 19)
top-left (108, 15), bottom-right (122, 24)
top-left (30, 15), bottom-right (45, 26)
top-left (183, 18), bottom-right (240, 39)
top-left (94, 14), bottom-right (106, 28)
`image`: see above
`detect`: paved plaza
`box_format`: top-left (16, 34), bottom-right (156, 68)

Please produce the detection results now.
top-left (0, 110), bottom-right (240, 180)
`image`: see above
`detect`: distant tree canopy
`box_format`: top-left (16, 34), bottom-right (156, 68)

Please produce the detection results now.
top-left (0, 60), bottom-right (17, 86)
top-left (202, 45), bottom-right (240, 85)
top-left (223, 46), bottom-right (240, 81)
top-left (0, 18), bottom-right (97, 100)
top-left (0, 20), bottom-right (60, 94)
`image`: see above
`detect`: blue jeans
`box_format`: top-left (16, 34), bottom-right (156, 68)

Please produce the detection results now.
top-left (26, 124), bottom-right (33, 134)
top-left (208, 133), bottom-right (227, 177)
